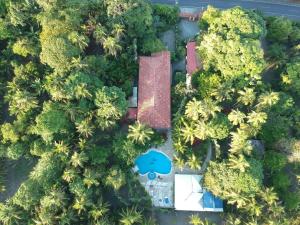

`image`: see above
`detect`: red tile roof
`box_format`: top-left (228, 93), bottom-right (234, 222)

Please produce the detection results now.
top-left (137, 51), bottom-right (171, 129)
top-left (186, 41), bottom-right (201, 75)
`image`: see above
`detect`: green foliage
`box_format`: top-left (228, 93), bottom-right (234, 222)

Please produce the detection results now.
top-left (140, 37), bottom-right (165, 55)
top-left (40, 37), bottom-right (81, 72)
top-left (199, 6), bottom-right (266, 80)
top-left (204, 159), bottom-right (263, 199)
top-left (267, 17), bottom-right (293, 43)
top-left (12, 179), bottom-right (43, 210)
top-left (209, 114), bottom-right (231, 140)
top-left (282, 191), bottom-right (300, 211)
top-left (199, 33), bottom-right (265, 80)
top-left (1, 123), bottom-right (20, 144)
top-left (201, 6), bottom-right (266, 38)
top-left (33, 102), bottom-right (72, 142)
top-left (0, 0), bottom-right (165, 224)
top-left (12, 38), bottom-right (39, 57)
top-left (0, 202), bottom-right (25, 225)
top-left (127, 122), bottom-right (154, 145)
top-left (193, 71), bottom-right (221, 98)
top-left (152, 4), bottom-right (179, 32)
top-left (267, 43), bottom-right (287, 60)
top-left (94, 86), bottom-right (127, 129)
top-left (105, 166), bottom-right (126, 191)
top-left (281, 57), bottom-right (300, 95)
top-left (260, 93), bottom-right (294, 145)
top-left (113, 133), bottom-right (145, 167)
top-left (264, 151), bottom-right (287, 173)
top-left (7, 143), bottom-right (27, 160)
top-left (271, 170), bottom-right (291, 192)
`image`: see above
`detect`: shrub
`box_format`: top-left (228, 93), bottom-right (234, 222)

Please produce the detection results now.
top-left (267, 16), bottom-right (293, 43)
top-left (204, 159), bottom-right (263, 199)
top-left (152, 4), bottom-right (179, 32)
top-left (264, 151), bottom-right (287, 173)
top-left (12, 38), bottom-right (39, 57)
top-left (283, 191), bottom-right (300, 211)
top-left (271, 170), bottom-right (291, 192)
top-left (140, 37), bottom-right (165, 55)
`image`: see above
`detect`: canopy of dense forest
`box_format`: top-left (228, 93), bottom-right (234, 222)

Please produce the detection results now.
top-left (0, 0), bottom-right (179, 224)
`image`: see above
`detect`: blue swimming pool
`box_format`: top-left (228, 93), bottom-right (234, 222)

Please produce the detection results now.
top-left (135, 149), bottom-right (172, 180)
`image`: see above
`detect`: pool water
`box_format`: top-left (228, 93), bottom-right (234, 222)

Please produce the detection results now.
top-left (135, 149), bottom-right (172, 180)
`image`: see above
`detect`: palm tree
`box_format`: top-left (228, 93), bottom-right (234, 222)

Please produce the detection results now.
top-left (76, 119), bottom-right (94, 138)
top-left (185, 98), bottom-right (203, 121)
top-left (46, 188), bottom-right (68, 208)
top-left (173, 139), bottom-right (187, 154)
top-left (227, 154), bottom-right (250, 172)
top-left (174, 155), bottom-right (185, 171)
top-left (112, 24), bottom-right (124, 40)
top-left (74, 83), bottom-right (92, 99)
top-left (238, 88), bottom-right (256, 106)
top-left (70, 152), bottom-right (88, 168)
top-left (127, 122), bottom-right (154, 145)
top-left (268, 203), bottom-right (285, 218)
top-left (62, 167), bottom-right (78, 183)
top-left (89, 200), bottom-right (110, 221)
top-left (195, 120), bottom-right (209, 140)
top-left (119, 207), bottom-right (142, 225)
top-left (229, 131), bottom-right (252, 155)
top-left (68, 31), bottom-right (89, 51)
top-left (189, 214), bottom-right (202, 225)
top-left (260, 187), bottom-right (278, 206)
top-left (71, 56), bottom-right (88, 69)
top-left (0, 203), bottom-right (22, 225)
top-left (83, 169), bottom-right (100, 188)
top-left (181, 120), bottom-right (197, 144)
top-left (245, 219), bottom-right (259, 225)
top-left (55, 141), bottom-right (70, 155)
top-left (225, 214), bottom-right (242, 225)
top-left (105, 167), bottom-right (126, 191)
top-left (247, 111), bottom-right (267, 128)
top-left (57, 209), bottom-right (77, 225)
top-left (186, 154), bottom-right (201, 170)
top-left (228, 109), bottom-right (246, 126)
top-left (247, 198), bottom-right (262, 217)
top-left (226, 192), bottom-right (248, 208)
top-left (103, 36), bottom-right (121, 56)
top-left (73, 196), bottom-right (92, 215)
top-left (256, 92), bottom-right (279, 109)
top-left (201, 98), bottom-right (221, 119)
top-left (93, 24), bottom-right (106, 43)
top-left (9, 90), bottom-right (38, 116)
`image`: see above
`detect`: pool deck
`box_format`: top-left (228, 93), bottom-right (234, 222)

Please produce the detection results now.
top-left (137, 129), bottom-right (175, 208)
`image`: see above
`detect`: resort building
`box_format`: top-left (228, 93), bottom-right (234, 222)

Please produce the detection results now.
top-left (137, 51), bottom-right (171, 130)
top-left (174, 174), bottom-right (223, 212)
top-left (132, 50), bottom-right (223, 212)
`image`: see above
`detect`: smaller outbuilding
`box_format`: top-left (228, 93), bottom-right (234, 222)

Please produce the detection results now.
top-left (174, 174), bottom-right (223, 212)
top-left (186, 41), bottom-right (201, 75)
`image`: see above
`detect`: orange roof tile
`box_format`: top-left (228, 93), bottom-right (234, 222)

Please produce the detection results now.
top-left (186, 41), bottom-right (201, 75)
top-left (137, 51), bottom-right (171, 129)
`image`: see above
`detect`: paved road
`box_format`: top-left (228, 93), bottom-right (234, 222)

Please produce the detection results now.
top-left (151, 0), bottom-right (300, 20)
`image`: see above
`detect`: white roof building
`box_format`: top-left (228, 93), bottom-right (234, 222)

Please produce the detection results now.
top-left (174, 174), bottom-right (223, 212)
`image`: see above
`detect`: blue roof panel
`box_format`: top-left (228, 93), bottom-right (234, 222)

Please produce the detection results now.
top-left (203, 191), bottom-right (223, 209)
